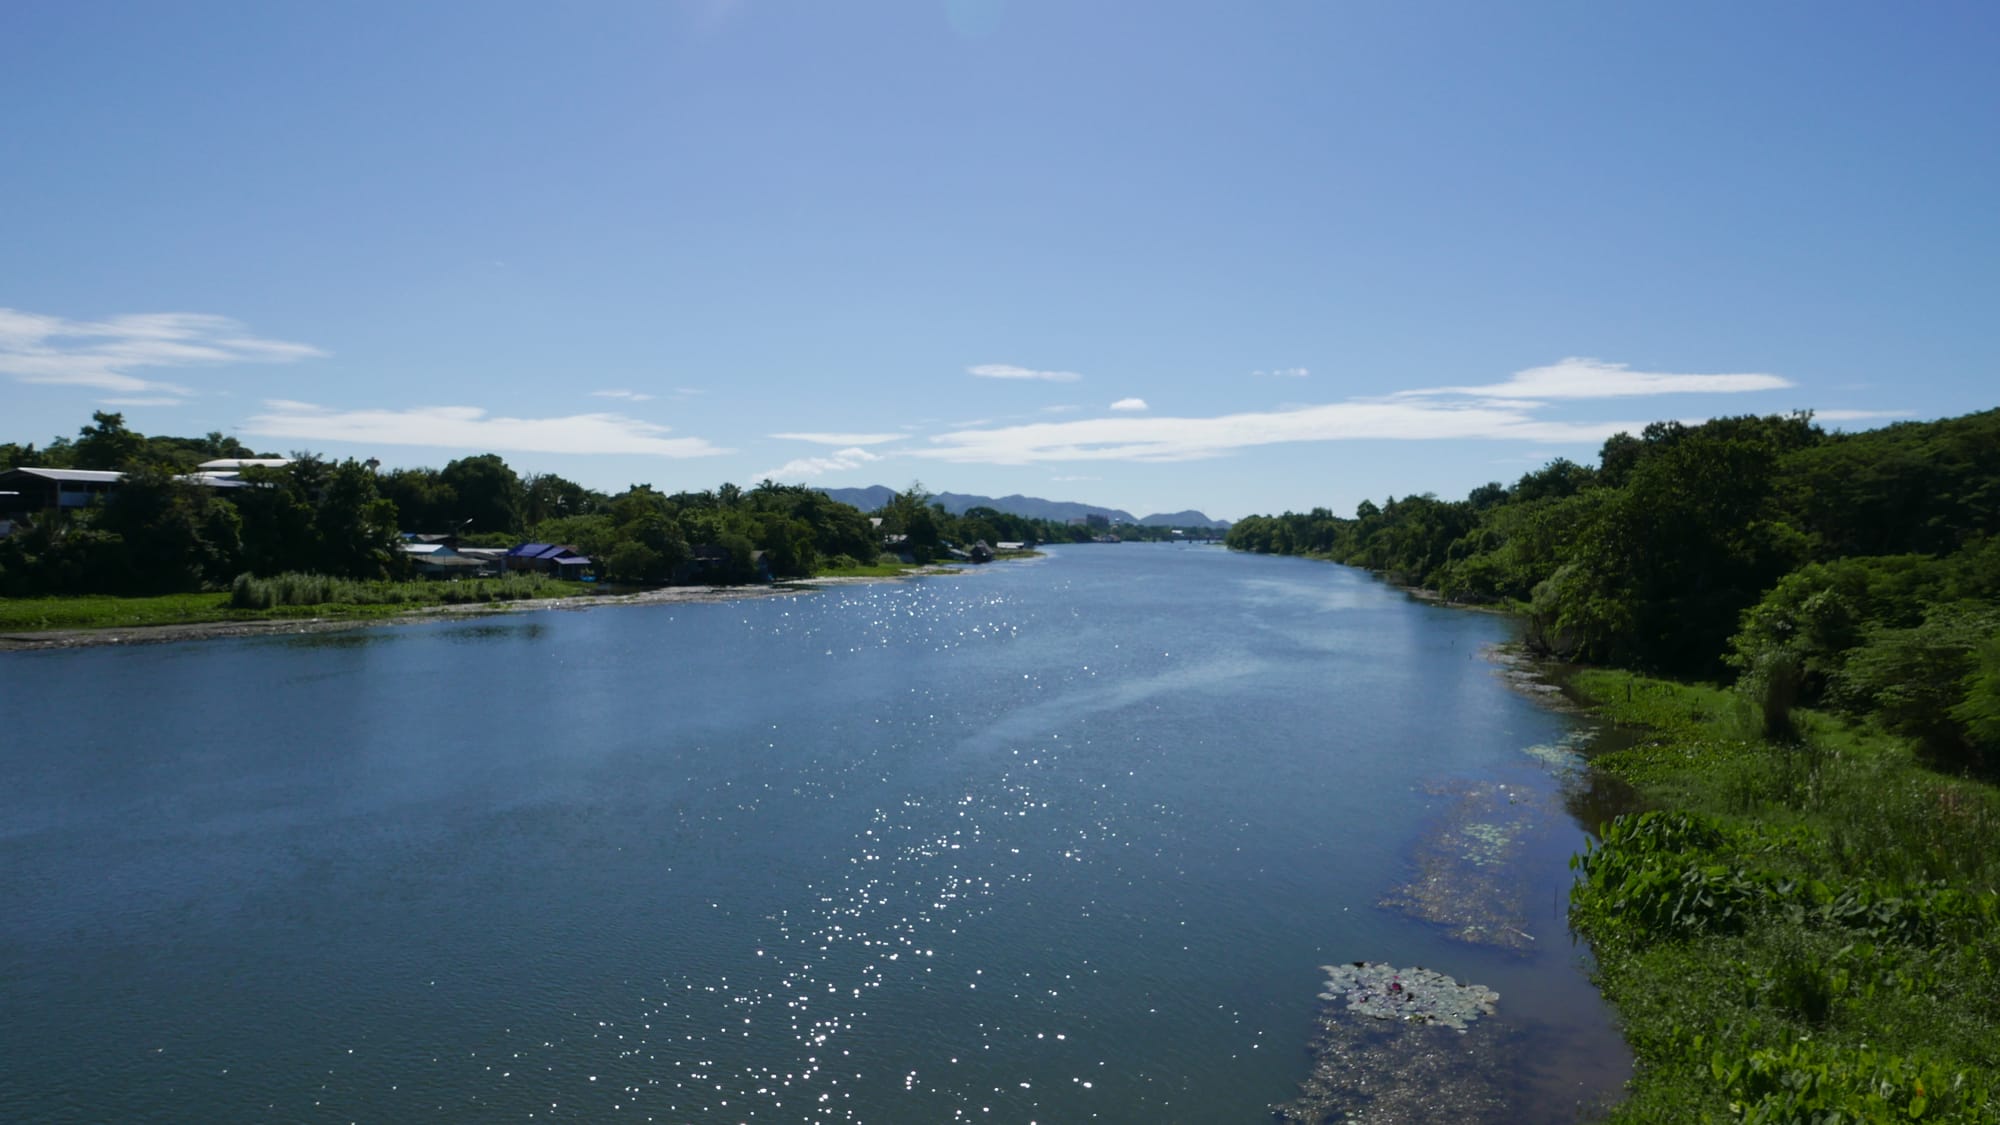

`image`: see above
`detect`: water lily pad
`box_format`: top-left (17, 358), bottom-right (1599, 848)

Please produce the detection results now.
top-left (1317, 962), bottom-right (1499, 1030)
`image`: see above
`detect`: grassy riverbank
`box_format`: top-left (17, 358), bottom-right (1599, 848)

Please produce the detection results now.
top-left (0, 552), bottom-right (1041, 635)
top-left (0, 574), bottom-right (593, 632)
top-left (811, 560), bottom-right (939, 579)
top-left (1567, 669), bottom-right (2000, 1123)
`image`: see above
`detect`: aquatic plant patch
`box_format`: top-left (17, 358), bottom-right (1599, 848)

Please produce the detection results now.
top-left (1379, 778), bottom-right (1544, 949)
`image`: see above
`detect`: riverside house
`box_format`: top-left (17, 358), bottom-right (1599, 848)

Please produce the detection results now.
top-left (401, 542), bottom-right (496, 578)
top-left (504, 542), bottom-right (593, 578)
top-left (0, 468), bottom-right (125, 536)
top-left (0, 460), bottom-right (299, 537)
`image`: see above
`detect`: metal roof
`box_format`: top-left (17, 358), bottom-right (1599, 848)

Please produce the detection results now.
top-left (0, 467), bottom-right (125, 483)
top-left (197, 458), bottom-right (292, 470)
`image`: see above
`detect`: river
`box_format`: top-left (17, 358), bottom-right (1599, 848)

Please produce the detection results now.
top-left (0, 545), bottom-right (1628, 1122)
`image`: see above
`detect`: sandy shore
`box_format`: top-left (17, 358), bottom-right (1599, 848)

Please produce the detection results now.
top-left (0, 567), bottom-right (966, 652)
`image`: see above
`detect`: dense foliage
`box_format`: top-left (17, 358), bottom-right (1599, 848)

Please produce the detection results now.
top-left (1227, 408), bottom-right (2000, 773)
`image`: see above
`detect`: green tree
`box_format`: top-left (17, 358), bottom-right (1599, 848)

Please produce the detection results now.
top-left (524, 472), bottom-right (600, 526)
top-left (439, 454), bottom-right (525, 536)
top-left (377, 468), bottom-right (457, 532)
top-left (313, 460), bottom-right (403, 578)
top-left (71, 411), bottom-right (147, 470)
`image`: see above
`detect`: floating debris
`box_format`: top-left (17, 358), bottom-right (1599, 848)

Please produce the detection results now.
top-left (1318, 962), bottom-right (1499, 1030)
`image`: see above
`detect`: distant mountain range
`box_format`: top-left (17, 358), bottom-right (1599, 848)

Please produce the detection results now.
top-left (817, 486), bottom-right (1231, 529)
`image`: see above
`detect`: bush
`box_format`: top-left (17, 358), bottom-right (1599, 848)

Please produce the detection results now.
top-left (1571, 812), bottom-right (1762, 944)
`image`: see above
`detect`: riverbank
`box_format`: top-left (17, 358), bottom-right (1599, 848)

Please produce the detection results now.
top-left (1562, 667), bottom-right (2000, 1122)
top-left (0, 563), bottom-right (974, 651)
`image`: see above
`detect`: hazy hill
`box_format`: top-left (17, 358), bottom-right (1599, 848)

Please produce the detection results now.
top-left (818, 486), bottom-right (1229, 528)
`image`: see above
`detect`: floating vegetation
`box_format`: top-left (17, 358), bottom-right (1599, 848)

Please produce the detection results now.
top-left (1519, 729), bottom-right (1592, 775)
top-left (1318, 962), bottom-right (1499, 1030)
top-left (1482, 643), bottom-right (1572, 701)
top-left (1379, 779), bottom-right (1544, 950)
top-left (1275, 963), bottom-right (1514, 1123)
top-left (1458, 821), bottom-right (1515, 868)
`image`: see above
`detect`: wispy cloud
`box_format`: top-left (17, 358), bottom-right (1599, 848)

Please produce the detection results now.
top-left (916, 401), bottom-right (1644, 465)
top-left (1110, 397), bottom-right (1149, 412)
top-left (0, 307), bottom-right (325, 397)
top-left (757, 446), bottom-right (884, 481)
top-left (969, 363), bottom-right (1083, 383)
top-left (1395, 356), bottom-right (1790, 400)
top-left (98, 396), bottom-right (188, 407)
top-left (591, 389), bottom-right (655, 402)
top-left (1252, 367), bottom-right (1310, 378)
top-left (909, 356), bottom-right (1789, 466)
top-left (1815, 408), bottom-right (1911, 422)
top-left (1040, 404), bottom-right (1081, 414)
top-left (242, 402), bottom-right (727, 457)
top-left (769, 431), bottom-right (907, 446)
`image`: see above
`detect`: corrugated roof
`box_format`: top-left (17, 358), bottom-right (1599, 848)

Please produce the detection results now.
top-left (507, 542), bottom-right (554, 557)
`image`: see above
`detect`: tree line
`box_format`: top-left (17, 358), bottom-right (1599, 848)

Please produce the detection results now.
top-left (1225, 408), bottom-right (2000, 774)
top-left (0, 412), bottom-right (1184, 599)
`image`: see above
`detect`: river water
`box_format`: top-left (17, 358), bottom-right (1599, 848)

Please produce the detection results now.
top-left (0, 545), bottom-right (1628, 1123)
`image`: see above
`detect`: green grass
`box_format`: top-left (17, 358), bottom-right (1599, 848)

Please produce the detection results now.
top-left (0, 574), bottom-right (595, 633)
top-left (1567, 668), bottom-right (2000, 1123)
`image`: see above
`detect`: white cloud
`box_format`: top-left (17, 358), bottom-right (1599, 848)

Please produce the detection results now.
top-left (769, 431), bottom-right (907, 446)
top-left (0, 307), bottom-right (325, 396)
top-left (591, 389), bottom-right (655, 402)
top-left (915, 398), bottom-right (1645, 465)
top-left (757, 446), bottom-right (883, 481)
top-left (242, 402), bottom-right (727, 457)
top-left (98, 396), bottom-right (188, 407)
top-left (1110, 397), bottom-right (1149, 412)
top-left (1253, 367), bottom-right (1310, 378)
top-left (1040, 404), bottom-right (1081, 414)
top-left (969, 363), bottom-right (1083, 383)
top-left (1396, 356), bottom-right (1790, 400)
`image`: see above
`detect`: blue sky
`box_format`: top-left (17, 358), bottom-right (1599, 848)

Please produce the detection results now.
top-left (4, 1), bottom-right (1994, 520)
